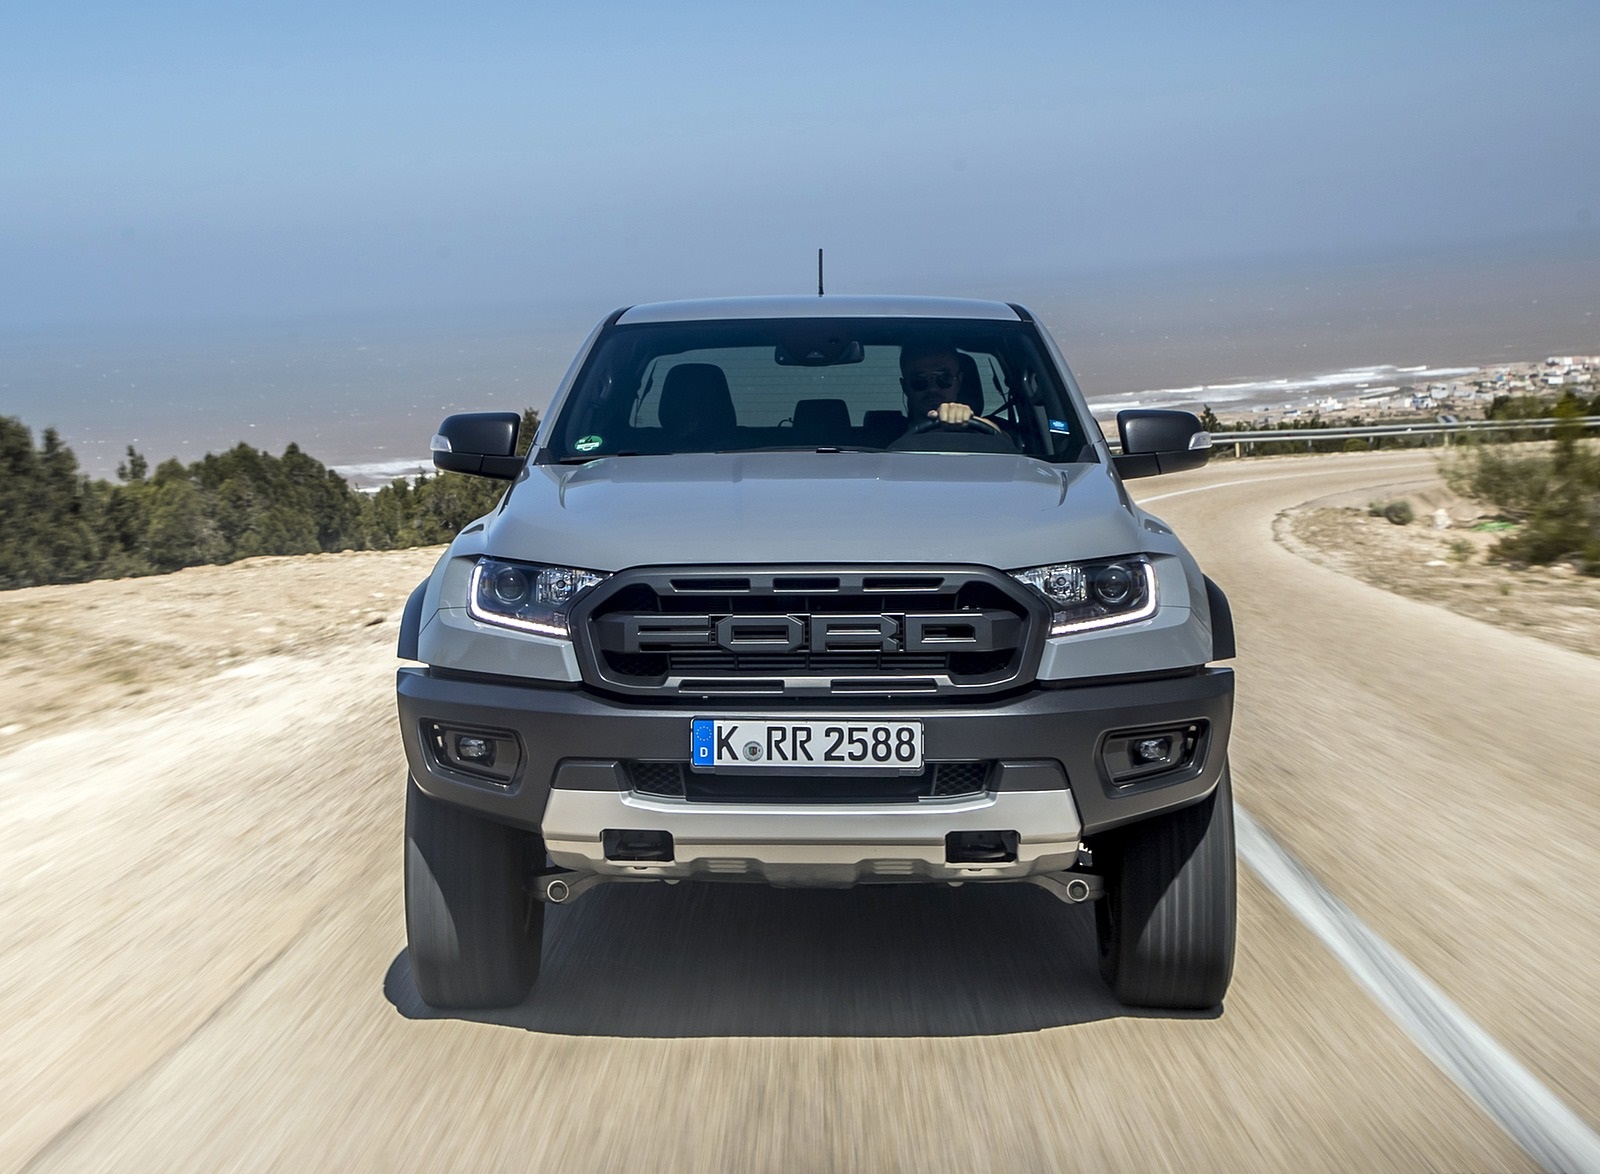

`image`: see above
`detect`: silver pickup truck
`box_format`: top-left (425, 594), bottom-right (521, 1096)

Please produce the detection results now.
top-left (396, 295), bottom-right (1236, 1011)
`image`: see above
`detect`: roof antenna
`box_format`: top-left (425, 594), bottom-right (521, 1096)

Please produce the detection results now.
top-left (817, 248), bottom-right (824, 297)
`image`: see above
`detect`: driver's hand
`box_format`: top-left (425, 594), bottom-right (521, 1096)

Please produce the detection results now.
top-left (930, 402), bottom-right (973, 424)
top-left (929, 403), bottom-right (1000, 431)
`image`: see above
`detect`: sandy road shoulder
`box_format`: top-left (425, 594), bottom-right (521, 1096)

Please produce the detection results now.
top-left (0, 546), bottom-right (443, 1170)
top-left (0, 547), bottom-right (446, 742)
top-left (1276, 478), bottom-right (1600, 659)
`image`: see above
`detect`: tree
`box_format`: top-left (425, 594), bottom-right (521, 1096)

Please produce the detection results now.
top-left (116, 446), bottom-right (148, 483)
top-left (0, 406), bottom-right (545, 591)
top-left (36, 427), bottom-right (100, 581)
top-left (142, 467), bottom-right (225, 571)
top-left (0, 416), bottom-right (43, 587)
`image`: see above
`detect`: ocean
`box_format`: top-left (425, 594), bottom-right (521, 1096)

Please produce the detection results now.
top-left (3, 237), bottom-right (1596, 484)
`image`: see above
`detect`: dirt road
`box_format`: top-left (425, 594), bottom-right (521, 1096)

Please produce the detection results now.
top-left (2, 451), bottom-right (1595, 1172)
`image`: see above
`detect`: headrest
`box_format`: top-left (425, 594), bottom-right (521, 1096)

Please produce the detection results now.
top-left (957, 352), bottom-right (984, 414)
top-left (861, 409), bottom-right (905, 446)
top-left (659, 363), bottom-right (735, 435)
top-left (793, 398), bottom-right (851, 440)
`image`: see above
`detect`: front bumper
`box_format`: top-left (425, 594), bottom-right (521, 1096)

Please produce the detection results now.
top-left (396, 666), bottom-right (1233, 850)
top-left (542, 788), bottom-right (1082, 884)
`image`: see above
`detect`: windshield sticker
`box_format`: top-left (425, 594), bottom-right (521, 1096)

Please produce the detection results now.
top-left (574, 435), bottom-right (603, 452)
top-left (1048, 419), bottom-right (1071, 432)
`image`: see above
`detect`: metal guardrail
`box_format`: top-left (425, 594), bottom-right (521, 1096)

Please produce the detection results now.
top-left (1105, 416), bottom-right (1600, 456)
top-left (1218, 415), bottom-right (1600, 443)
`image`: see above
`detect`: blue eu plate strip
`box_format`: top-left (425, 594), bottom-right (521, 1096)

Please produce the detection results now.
top-left (690, 719), bottom-right (715, 766)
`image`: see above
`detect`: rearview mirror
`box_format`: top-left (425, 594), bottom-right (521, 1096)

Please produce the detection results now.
top-left (773, 335), bottom-right (865, 366)
top-left (431, 412), bottom-right (525, 480)
top-left (1112, 409), bottom-right (1211, 479)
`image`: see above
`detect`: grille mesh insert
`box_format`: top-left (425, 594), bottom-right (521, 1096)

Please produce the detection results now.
top-left (578, 567), bottom-right (1039, 698)
top-left (630, 761), bottom-right (689, 796)
top-left (929, 761), bottom-right (991, 796)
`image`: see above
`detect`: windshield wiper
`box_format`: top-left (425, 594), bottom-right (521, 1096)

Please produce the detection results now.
top-left (707, 445), bottom-right (887, 455)
top-left (556, 450), bottom-right (641, 464)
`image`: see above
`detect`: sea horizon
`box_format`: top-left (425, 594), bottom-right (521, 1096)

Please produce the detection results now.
top-left (4, 237), bottom-right (1596, 481)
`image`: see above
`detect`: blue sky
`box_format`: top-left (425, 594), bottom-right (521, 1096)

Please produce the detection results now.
top-left (3, 0), bottom-right (1598, 327)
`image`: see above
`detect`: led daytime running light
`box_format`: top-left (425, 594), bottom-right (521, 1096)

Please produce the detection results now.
top-left (1010, 557), bottom-right (1158, 636)
top-left (468, 559), bottom-right (608, 638)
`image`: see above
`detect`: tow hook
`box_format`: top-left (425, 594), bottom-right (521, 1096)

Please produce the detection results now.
top-left (1026, 871), bottom-right (1106, 905)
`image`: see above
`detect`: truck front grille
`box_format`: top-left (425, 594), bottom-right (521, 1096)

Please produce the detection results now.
top-left (573, 566), bottom-right (1043, 699)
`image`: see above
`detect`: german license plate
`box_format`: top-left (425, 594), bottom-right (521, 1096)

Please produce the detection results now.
top-left (690, 718), bottom-right (923, 770)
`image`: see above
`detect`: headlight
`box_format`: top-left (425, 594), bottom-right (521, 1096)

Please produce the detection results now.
top-left (467, 558), bottom-right (609, 638)
top-left (1010, 556), bottom-right (1158, 636)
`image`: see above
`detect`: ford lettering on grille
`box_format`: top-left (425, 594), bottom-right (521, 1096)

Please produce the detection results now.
top-left (573, 566), bottom-right (1043, 697)
top-left (612, 612), bottom-right (1013, 654)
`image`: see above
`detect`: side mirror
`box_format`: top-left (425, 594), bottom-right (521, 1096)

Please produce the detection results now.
top-left (1112, 409), bottom-right (1211, 479)
top-left (430, 412), bottom-right (525, 480)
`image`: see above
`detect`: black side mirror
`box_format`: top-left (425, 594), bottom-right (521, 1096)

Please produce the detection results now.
top-left (1112, 409), bottom-right (1212, 479)
top-left (431, 412), bottom-right (525, 480)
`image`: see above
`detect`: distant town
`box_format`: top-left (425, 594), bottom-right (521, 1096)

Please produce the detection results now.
top-left (1213, 354), bottom-right (1600, 428)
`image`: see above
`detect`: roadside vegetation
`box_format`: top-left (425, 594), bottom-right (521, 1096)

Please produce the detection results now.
top-left (0, 409), bottom-right (538, 589)
top-left (1199, 386), bottom-right (1600, 577)
top-left (1442, 395), bottom-right (1600, 575)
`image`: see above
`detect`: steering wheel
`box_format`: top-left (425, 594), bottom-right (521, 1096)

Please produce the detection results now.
top-left (909, 415), bottom-right (1003, 436)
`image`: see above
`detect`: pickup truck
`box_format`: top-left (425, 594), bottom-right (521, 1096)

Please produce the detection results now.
top-left (396, 295), bottom-right (1236, 1011)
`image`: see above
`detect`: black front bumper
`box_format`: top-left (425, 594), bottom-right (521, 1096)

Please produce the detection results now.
top-left (396, 666), bottom-right (1234, 838)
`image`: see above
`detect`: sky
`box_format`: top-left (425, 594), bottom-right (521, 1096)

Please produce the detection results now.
top-left (4, 0), bottom-right (1599, 330)
top-left (3, 0), bottom-right (1599, 477)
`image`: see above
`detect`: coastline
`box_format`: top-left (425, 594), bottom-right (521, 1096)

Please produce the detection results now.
top-left (329, 353), bottom-right (1597, 490)
top-left (1086, 353), bottom-right (1596, 433)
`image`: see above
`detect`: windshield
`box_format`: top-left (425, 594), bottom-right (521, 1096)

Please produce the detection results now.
top-left (543, 318), bottom-right (1091, 463)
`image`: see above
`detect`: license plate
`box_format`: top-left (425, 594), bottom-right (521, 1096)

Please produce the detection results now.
top-left (690, 718), bottom-right (923, 770)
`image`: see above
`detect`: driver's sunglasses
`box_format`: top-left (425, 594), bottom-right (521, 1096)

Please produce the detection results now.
top-left (905, 368), bottom-right (957, 394)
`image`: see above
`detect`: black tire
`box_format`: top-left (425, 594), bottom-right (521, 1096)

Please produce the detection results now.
top-left (405, 778), bottom-right (544, 1009)
top-left (1095, 764), bottom-right (1236, 1010)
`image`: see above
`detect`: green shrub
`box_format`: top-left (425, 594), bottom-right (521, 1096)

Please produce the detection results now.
top-left (1442, 398), bottom-right (1600, 574)
top-left (1369, 499), bottom-right (1413, 525)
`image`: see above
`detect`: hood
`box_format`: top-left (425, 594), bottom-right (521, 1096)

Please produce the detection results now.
top-left (484, 451), bottom-right (1146, 570)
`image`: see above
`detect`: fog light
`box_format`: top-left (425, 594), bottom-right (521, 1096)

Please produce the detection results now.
top-left (1132, 736), bottom-right (1174, 764)
top-left (455, 735), bottom-right (494, 765)
top-left (423, 721), bottom-right (520, 785)
top-left (1100, 723), bottom-right (1205, 785)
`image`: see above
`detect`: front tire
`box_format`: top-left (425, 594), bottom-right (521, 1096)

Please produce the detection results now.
top-left (405, 778), bottom-right (544, 1009)
top-left (1095, 764), bottom-right (1237, 1010)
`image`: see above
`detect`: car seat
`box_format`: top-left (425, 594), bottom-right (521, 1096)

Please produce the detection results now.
top-left (957, 352), bottom-right (984, 414)
top-left (658, 363), bottom-right (737, 450)
top-left (792, 398), bottom-right (852, 446)
top-left (862, 410), bottom-right (905, 447)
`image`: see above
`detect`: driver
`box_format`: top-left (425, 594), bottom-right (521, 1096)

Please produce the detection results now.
top-left (898, 343), bottom-right (1003, 434)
